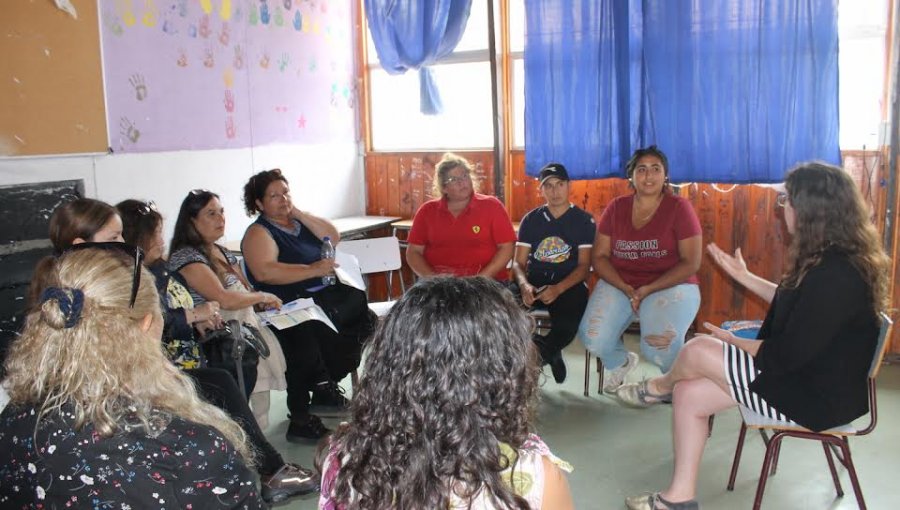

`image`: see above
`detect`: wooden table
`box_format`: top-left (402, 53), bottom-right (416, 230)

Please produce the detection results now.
top-left (223, 215), bottom-right (401, 253)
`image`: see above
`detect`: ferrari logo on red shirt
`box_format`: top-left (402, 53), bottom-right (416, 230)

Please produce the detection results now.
top-left (472, 225), bottom-right (481, 234)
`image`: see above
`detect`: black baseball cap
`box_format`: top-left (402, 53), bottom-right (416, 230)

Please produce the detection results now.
top-left (539, 163), bottom-right (570, 186)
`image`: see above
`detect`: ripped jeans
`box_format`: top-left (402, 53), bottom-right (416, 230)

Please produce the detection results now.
top-left (577, 280), bottom-right (700, 373)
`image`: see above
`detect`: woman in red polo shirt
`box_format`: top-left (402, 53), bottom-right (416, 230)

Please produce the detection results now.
top-left (406, 153), bottom-right (517, 280)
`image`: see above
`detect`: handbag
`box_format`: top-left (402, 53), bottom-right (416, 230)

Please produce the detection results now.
top-left (201, 319), bottom-right (271, 395)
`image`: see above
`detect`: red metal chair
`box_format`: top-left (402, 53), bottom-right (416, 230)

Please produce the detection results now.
top-left (725, 312), bottom-right (893, 510)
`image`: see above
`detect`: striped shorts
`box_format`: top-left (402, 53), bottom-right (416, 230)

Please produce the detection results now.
top-left (723, 343), bottom-right (794, 423)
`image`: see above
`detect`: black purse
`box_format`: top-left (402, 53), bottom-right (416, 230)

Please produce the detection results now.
top-left (201, 319), bottom-right (271, 396)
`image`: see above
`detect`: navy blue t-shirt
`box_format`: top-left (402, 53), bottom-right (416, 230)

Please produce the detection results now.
top-left (516, 204), bottom-right (596, 286)
top-left (243, 216), bottom-right (326, 301)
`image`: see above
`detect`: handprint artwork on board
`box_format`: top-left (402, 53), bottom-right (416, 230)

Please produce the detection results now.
top-left (224, 90), bottom-right (235, 113)
top-left (278, 53), bottom-right (290, 72)
top-left (219, 23), bottom-right (230, 46)
top-left (293, 10), bottom-right (302, 31)
top-left (176, 48), bottom-right (188, 67)
top-left (203, 47), bottom-right (215, 68)
top-left (119, 117), bottom-right (141, 143)
top-left (141, 0), bottom-right (158, 27)
top-left (260, 51), bottom-right (270, 70)
top-left (260, 1), bottom-right (271, 25)
top-left (274, 6), bottom-right (284, 26)
top-left (129, 74), bottom-right (148, 101)
top-left (225, 116), bottom-right (236, 139)
top-left (199, 14), bottom-right (211, 38)
top-left (233, 45), bottom-right (245, 70)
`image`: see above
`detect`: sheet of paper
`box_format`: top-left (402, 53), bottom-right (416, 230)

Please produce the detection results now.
top-left (335, 250), bottom-right (366, 291)
top-left (257, 301), bottom-right (337, 332)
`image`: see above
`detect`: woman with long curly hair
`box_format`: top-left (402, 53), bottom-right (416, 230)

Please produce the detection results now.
top-left (318, 276), bottom-right (574, 509)
top-left (1, 246), bottom-right (264, 507)
top-left (620, 162), bottom-right (890, 510)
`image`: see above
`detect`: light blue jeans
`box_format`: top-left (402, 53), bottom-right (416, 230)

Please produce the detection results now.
top-left (577, 280), bottom-right (701, 373)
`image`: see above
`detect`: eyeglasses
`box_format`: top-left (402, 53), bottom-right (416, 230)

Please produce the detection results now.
top-left (65, 242), bottom-right (145, 308)
top-left (443, 174), bottom-right (470, 186)
top-left (775, 193), bottom-right (789, 208)
top-left (189, 188), bottom-right (212, 196)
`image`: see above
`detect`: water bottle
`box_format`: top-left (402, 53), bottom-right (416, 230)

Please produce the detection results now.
top-left (321, 236), bottom-right (336, 286)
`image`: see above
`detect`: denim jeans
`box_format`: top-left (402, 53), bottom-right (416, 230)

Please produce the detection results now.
top-left (577, 280), bottom-right (701, 373)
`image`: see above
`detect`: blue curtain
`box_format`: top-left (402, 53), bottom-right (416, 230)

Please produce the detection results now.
top-left (365, 0), bottom-right (473, 115)
top-left (524, 0), bottom-right (840, 183)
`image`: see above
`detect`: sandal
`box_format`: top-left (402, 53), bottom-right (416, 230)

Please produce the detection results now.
top-left (625, 492), bottom-right (699, 510)
top-left (616, 380), bottom-right (672, 408)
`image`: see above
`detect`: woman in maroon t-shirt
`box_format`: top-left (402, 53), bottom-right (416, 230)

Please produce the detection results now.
top-left (577, 146), bottom-right (702, 393)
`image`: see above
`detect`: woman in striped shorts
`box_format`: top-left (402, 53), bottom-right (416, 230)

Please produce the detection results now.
top-left (617, 162), bottom-right (890, 510)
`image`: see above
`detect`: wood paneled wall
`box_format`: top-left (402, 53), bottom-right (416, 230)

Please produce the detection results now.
top-left (365, 150), bottom-right (895, 352)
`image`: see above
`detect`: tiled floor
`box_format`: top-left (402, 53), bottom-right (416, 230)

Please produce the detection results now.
top-left (263, 336), bottom-right (900, 509)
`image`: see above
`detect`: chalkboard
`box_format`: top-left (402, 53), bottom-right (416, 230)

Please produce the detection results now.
top-left (0, 0), bottom-right (107, 156)
top-left (0, 180), bottom-right (83, 368)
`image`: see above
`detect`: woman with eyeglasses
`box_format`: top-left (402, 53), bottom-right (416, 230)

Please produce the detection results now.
top-left (117, 199), bottom-right (319, 504)
top-left (620, 163), bottom-right (890, 510)
top-left (406, 153), bottom-right (517, 280)
top-left (168, 190), bottom-right (334, 443)
top-left (240, 169), bottom-right (377, 441)
top-left (2, 246), bottom-right (265, 507)
top-left (576, 146), bottom-right (703, 394)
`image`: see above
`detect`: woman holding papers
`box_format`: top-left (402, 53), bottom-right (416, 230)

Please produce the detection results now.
top-left (117, 199), bottom-right (318, 504)
top-left (240, 171), bottom-right (377, 415)
top-left (169, 189), bottom-right (341, 443)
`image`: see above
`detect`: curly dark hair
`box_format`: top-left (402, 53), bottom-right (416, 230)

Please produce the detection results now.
top-left (624, 145), bottom-right (671, 193)
top-left (324, 276), bottom-right (541, 509)
top-left (781, 162), bottom-right (890, 314)
top-left (243, 168), bottom-right (288, 217)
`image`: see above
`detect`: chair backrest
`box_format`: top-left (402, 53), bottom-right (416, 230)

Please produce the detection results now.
top-left (869, 312), bottom-right (893, 379)
top-left (336, 237), bottom-right (402, 275)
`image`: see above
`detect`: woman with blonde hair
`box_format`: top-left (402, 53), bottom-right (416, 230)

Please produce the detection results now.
top-left (406, 153), bottom-right (517, 280)
top-left (0, 246), bottom-right (264, 507)
top-left (621, 162), bottom-right (890, 510)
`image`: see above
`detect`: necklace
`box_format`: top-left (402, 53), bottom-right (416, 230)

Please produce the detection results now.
top-left (633, 196), bottom-right (662, 223)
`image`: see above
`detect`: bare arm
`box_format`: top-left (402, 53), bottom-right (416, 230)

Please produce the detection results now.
top-left (703, 322), bottom-right (762, 356)
top-left (476, 242), bottom-right (514, 279)
top-left (540, 456), bottom-right (574, 510)
top-left (178, 262), bottom-right (280, 311)
top-left (291, 207), bottom-right (340, 243)
top-left (242, 224), bottom-right (335, 285)
top-left (538, 246), bottom-right (591, 305)
top-left (707, 243), bottom-right (777, 304)
top-left (406, 243), bottom-right (435, 277)
top-left (512, 244), bottom-right (537, 306)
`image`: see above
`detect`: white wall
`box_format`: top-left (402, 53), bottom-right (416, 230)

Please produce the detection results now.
top-left (0, 141), bottom-right (365, 245)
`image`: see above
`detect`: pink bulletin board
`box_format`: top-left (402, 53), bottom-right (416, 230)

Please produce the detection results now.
top-left (101, 0), bottom-right (357, 152)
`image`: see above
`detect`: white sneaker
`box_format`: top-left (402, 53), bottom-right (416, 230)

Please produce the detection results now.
top-left (602, 351), bottom-right (639, 393)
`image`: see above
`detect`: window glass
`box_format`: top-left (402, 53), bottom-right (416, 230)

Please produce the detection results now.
top-left (369, 62), bottom-right (494, 150)
top-left (838, 0), bottom-right (889, 149)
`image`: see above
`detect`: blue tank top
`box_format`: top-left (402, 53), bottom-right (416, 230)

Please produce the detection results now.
top-left (244, 216), bottom-right (324, 301)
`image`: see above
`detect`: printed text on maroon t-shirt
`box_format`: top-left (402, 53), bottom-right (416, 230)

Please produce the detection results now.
top-left (613, 239), bottom-right (669, 260)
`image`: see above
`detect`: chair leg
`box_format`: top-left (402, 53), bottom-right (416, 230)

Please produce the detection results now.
top-left (837, 438), bottom-right (866, 510)
top-left (583, 350), bottom-right (590, 397)
top-left (821, 441), bottom-right (844, 497)
top-left (596, 357), bottom-right (603, 394)
top-left (770, 439), bottom-right (782, 476)
top-left (707, 415), bottom-right (715, 438)
top-left (351, 369), bottom-right (360, 392)
top-left (727, 422), bottom-right (749, 490)
top-left (752, 432), bottom-right (786, 510)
